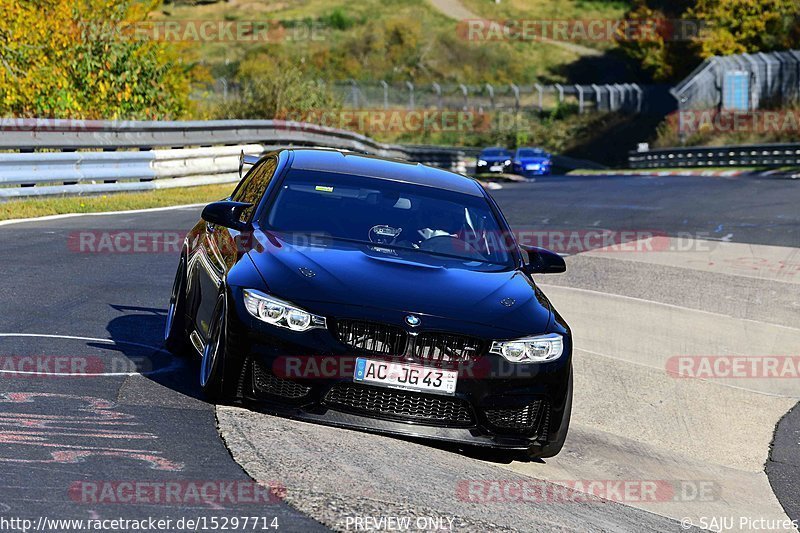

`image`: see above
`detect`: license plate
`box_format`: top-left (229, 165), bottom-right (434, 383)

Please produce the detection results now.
top-left (526, 164), bottom-right (540, 170)
top-left (354, 358), bottom-right (457, 395)
top-left (489, 165), bottom-right (503, 172)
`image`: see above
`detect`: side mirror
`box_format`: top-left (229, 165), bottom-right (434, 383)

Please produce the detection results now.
top-left (201, 201), bottom-right (253, 232)
top-left (520, 245), bottom-right (566, 274)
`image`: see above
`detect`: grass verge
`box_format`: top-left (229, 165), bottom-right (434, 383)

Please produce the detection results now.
top-left (0, 183), bottom-right (236, 222)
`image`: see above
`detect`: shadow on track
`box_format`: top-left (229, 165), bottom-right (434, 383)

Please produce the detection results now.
top-left (103, 304), bottom-right (204, 400)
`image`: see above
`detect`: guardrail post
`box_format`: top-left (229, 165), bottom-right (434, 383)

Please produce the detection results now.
top-left (406, 81), bottom-right (415, 110)
top-left (485, 83), bottom-right (495, 110)
top-left (459, 84), bottom-right (468, 110)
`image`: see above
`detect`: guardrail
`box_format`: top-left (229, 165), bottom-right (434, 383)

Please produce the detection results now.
top-left (0, 118), bottom-right (606, 198)
top-left (0, 119), bottom-right (478, 198)
top-left (629, 143), bottom-right (800, 169)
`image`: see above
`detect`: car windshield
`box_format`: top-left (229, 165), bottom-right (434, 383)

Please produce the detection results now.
top-left (264, 169), bottom-right (515, 269)
top-left (518, 149), bottom-right (547, 157)
top-left (481, 149), bottom-right (510, 157)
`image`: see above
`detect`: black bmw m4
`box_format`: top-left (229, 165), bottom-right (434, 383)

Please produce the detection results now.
top-left (165, 148), bottom-right (572, 458)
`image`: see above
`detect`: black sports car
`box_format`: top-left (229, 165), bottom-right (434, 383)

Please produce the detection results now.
top-left (165, 149), bottom-right (572, 458)
top-left (476, 147), bottom-right (513, 174)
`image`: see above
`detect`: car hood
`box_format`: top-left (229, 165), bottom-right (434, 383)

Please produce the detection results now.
top-left (246, 231), bottom-right (552, 336)
top-left (517, 157), bottom-right (550, 164)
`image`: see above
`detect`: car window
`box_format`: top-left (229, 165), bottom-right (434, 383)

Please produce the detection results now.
top-left (264, 169), bottom-right (515, 269)
top-left (481, 149), bottom-right (510, 157)
top-left (231, 157), bottom-right (278, 223)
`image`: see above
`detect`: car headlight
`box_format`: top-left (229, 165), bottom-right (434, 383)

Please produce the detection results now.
top-left (489, 333), bottom-right (563, 363)
top-left (504, 159), bottom-right (512, 165)
top-left (477, 159), bottom-right (487, 166)
top-left (243, 289), bottom-right (326, 331)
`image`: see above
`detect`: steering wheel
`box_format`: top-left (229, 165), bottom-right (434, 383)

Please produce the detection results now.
top-left (418, 235), bottom-right (486, 260)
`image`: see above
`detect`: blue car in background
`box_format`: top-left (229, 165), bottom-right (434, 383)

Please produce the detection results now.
top-left (512, 147), bottom-right (552, 177)
top-left (476, 147), bottom-right (513, 174)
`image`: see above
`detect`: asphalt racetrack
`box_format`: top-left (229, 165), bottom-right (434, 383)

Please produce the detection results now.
top-left (0, 173), bottom-right (797, 532)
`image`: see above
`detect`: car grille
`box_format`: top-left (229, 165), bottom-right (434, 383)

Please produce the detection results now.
top-left (324, 383), bottom-right (474, 426)
top-left (485, 400), bottom-right (550, 436)
top-left (413, 332), bottom-right (483, 364)
top-left (251, 361), bottom-right (311, 400)
top-left (335, 319), bottom-right (405, 355)
top-left (335, 319), bottom-right (484, 363)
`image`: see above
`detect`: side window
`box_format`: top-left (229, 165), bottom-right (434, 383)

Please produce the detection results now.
top-left (231, 158), bottom-right (278, 223)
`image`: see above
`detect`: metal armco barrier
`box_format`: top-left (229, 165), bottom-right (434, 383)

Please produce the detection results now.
top-left (629, 143), bottom-right (800, 169)
top-left (0, 120), bottom-right (474, 198)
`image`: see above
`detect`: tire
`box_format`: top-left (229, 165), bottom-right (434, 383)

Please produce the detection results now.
top-left (199, 289), bottom-right (245, 403)
top-left (164, 256), bottom-right (190, 355)
top-left (528, 370), bottom-right (572, 460)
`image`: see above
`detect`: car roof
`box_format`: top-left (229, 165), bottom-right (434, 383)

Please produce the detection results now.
top-left (284, 149), bottom-right (485, 197)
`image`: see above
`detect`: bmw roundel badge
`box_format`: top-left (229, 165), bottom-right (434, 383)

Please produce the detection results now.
top-left (405, 315), bottom-right (421, 327)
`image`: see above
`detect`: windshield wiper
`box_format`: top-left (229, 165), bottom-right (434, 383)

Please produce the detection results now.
top-left (303, 234), bottom-right (507, 267)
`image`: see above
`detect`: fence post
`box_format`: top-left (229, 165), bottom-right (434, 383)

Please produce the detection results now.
top-left (575, 84), bottom-right (584, 113)
top-left (633, 83), bottom-right (643, 113)
top-left (349, 80), bottom-right (359, 108)
top-left (380, 80), bottom-right (389, 109)
top-left (485, 83), bottom-right (495, 110)
top-left (459, 84), bottom-right (468, 110)
top-left (554, 83), bottom-right (564, 104)
top-left (510, 83), bottom-right (520, 112)
top-left (432, 83), bottom-right (442, 109)
top-left (591, 84), bottom-right (603, 111)
top-left (406, 81), bottom-right (415, 110)
top-left (534, 83), bottom-right (544, 112)
top-left (220, 78), bottom-right (228, 101)
top-left (614, 84), bottom-right (626, 111)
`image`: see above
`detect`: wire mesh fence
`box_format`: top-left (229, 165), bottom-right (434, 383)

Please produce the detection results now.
top-left (203, 79), bottom-right (643, 115)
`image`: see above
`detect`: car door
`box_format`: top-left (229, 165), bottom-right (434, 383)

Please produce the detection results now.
top-left (191, 157), bottom-right (279, 343)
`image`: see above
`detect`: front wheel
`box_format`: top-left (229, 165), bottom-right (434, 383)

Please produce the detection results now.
top-left (200, 290), bottom-right (245, 403)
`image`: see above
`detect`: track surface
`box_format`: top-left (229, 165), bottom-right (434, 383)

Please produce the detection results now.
top-left (0, 174), bottom-right (797, 532)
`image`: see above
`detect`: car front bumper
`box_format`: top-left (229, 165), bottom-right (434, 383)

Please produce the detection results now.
top-left (231, 304), bottom-right (572, 451)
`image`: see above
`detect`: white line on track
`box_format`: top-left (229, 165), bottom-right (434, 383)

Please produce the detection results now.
top-left (0, 333), bottom-right (179, 377)
top-left (538, 283), bottom-right (800, 332)
top-left (0, 203), bottom-right (207, 227)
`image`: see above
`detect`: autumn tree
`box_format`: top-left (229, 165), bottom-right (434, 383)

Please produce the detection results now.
top-left (0, 0), bottom-right (191, 119)
top-left (619, 0), bottom-right (800, 82)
